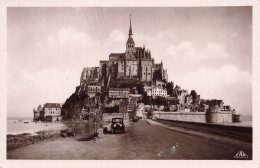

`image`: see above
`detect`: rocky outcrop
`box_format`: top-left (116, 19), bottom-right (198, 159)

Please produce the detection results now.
top-left (61, 89), bottom-right (101, 121)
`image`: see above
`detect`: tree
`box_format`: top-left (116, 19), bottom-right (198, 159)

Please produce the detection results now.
top-left (80, 92), bottom-right (89, 101)
top-left (142, 93), bottom-right (152, 105)
top-left (154, 96), bottom-right (168, 106)
top-left (190, 90), bottom-right (197, 104)
top-left (166, 81), bottom-right (174, 96)
top-left (136, 84), bottom-right (144, 94)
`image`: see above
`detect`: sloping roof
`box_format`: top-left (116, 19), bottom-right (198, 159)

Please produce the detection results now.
top-left (126, 37), bottom-right (135, 44)
top-left (109, 88), bottom-right (130, 92)
top-left (44, 103), bottom-right (61, 108)
top-left (110, 53), bottom-right (125, 56)
top-left (109, 53), bottom-right (125, 60)
top-left (100, 60), bottom-right (109, 63)
top-left (166, 97), bottom-right (177, 101)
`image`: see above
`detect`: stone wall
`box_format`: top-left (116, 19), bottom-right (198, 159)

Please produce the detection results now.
top-left (147, 111), bottom-right (233, 123)
top-left (206, 112), bottom-right (233, 123)
top-left (102, 112), bottom-right (133, 122)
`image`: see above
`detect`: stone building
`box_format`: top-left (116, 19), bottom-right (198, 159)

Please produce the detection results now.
top-left (177, 89), bottom-right (189, 104)
top-left (87, 84), bottom-right (101, 97)
top-left (119, 100), bottom-right (128, 113)
top-left (108, 88), bottom-right (130, 99)
top-left (33, 105), bottom-right (42, 121)
top-left (147, 86), bottom-right (168, 97)
top-left (41, 103), bottom-right (62, 122)
top-left (79, 15), bottom-right (168, 85)
top-left (206, 99), bottom-right (224, 112)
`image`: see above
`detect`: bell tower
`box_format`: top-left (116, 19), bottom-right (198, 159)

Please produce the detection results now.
top-left (126, 14), bottom-right (135, 54)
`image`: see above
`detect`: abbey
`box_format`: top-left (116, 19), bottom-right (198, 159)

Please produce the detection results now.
top-left (80, 16), bottom-right (168, 85)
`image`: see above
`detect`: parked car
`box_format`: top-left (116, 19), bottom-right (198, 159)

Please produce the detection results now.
top-left (133, 116), bottom-right (138, 122)
top-left (60, 129), bottom-right (76, 137)
top-left (137, 116), bottom-right (142, 119)
top-left (111, 118), bottom-right (125, 134)
top-left (67, 128), bottom-right (76, 137)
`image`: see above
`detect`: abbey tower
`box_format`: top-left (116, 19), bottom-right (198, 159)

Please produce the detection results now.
top-left (80, 15), bottom-right (168, 85)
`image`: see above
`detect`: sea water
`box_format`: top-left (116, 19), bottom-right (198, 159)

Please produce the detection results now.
top-left (7, 118), bottom-right (101, 135)
top-left (7, 120), bottom-right (68, 135)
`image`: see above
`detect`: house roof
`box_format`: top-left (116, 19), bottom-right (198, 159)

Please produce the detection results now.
top-left (109, 53), bottom-right (125, 60)
top-left (109, 88), bottom-right (130, 92)
top-left (44, 103), bottom-right (61, 108)
top-left (100, 60), bottom-right (109, 63)
top-left (166, 97), bottom-right (177, 101)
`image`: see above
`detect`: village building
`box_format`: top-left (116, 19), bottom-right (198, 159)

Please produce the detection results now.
top-left (177, 89), bottom-right (189, 104)
top-left (41, 103), bottom-right (62, 122)
top-left (127, 96), bottom-right (138, 111)
top-left (147, 86), bottom-right (167, 97)
top-left (108, 88), bottom-right (130, 99)
top-left (119, 100), bottom-right (128, 113)
top-left (143, 85), bottom-right (152, 93)
top-left (198, 104), bottom-right (209, 112)
top-left (223, 105), bottom-right (232, 111)
top-left (166, 97), bottom-right (179, 105)
top-left (203, 99), bottom-right (224, 112)
top-left (87, 84), bottom-right (102, 97)
top-left (155, 80), bottom-right (166, 87)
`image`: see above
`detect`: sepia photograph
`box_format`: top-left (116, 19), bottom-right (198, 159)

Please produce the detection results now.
top-left (1, 1), bottom-right (260, 167)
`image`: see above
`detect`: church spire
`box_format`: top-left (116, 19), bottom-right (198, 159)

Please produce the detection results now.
top-left (129, 14), bottom-right (133, 38)
top-left (126, 14), bottom-right (135, 54)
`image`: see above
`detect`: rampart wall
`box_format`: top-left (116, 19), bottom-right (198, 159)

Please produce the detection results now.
top-left (144, 111), bottom-right (233, 123)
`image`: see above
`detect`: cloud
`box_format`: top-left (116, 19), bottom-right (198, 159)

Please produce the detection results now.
top-left (134, 34), bottom-right (154, 45)
top-left (47, 27), bottom-right (91, 45)
top-left (21, 68), bottom-right (78, 91)
top-left (161, 40), bottom-right (251, 114)
top-left (173, 64), bottom-right (252, 114)
top-left (165, 41), bottom-right (228, 61)
top-left (200, 43), bottom-right (229, 60)
top-left (109, 29), bottom-right (125, 42)
top-left (8, 68), bottom-right (79, 117)
top-left (43, 27), bottom-right (105, 68)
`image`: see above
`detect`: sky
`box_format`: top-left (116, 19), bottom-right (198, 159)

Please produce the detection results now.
top-left (7, 7), bottom-right (252, 117)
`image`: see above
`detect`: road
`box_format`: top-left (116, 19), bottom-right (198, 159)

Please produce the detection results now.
top-left (7, 120), bottom-right (252, 160)
top-left (115, 120), bottom-right (252, 160)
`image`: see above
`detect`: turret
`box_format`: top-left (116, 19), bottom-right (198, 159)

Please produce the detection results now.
top-left (37, 105), bottom-right (43, 112)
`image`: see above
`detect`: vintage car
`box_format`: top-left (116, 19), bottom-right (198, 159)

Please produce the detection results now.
top-left (133, 116), bottom-right (139, 122)
top-left (111, 118), bottom-right (125, 134)
top-left (60, 128), bottom-right (76, 137)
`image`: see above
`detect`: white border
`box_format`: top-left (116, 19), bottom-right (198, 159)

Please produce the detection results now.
top-left (0, 0), bottom-right (259, 168)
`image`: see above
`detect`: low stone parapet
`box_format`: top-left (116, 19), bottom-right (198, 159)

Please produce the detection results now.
top-left (146, 111), bottom-right (233, 123)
